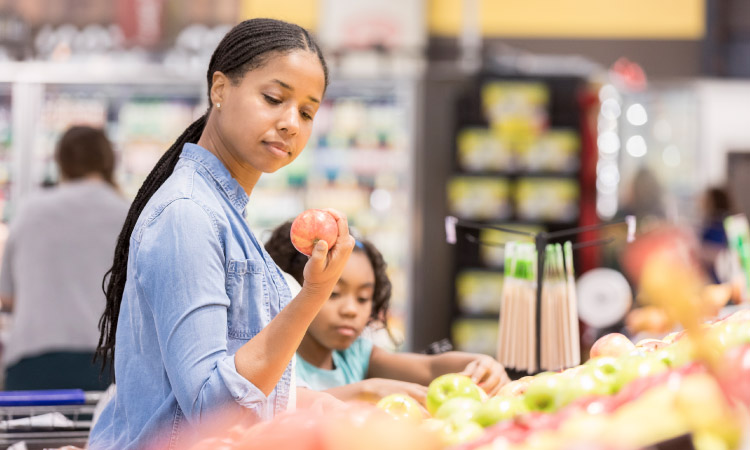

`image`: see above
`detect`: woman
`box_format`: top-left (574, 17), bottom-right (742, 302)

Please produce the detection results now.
top-left (89, 19), bottom-right (354, 449)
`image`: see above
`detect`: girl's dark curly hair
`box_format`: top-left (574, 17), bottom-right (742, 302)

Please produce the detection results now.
top-left (265, 220), bottom-right (391, 324)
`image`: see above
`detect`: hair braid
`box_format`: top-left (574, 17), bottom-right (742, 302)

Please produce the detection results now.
top-left (96, 18), bottom-right (328, 375)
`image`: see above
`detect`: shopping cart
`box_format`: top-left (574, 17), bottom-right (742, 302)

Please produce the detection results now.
top-left (0, 389), bottom-right (103, 449)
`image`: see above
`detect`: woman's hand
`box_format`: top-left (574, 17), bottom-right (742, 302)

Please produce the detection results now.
top-left (459, 355), bottom-right (510, 396)
top-left (361, 378), bottom-right (428, 407)
top-left (302, 208), bottom-right (355, 294)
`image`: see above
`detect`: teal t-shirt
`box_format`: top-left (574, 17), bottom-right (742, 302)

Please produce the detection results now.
top-left (295, 337), bottom-right (374, 390)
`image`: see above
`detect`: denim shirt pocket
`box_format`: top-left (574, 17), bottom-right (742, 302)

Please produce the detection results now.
top-left (226, 259), bottom-right (269, 339)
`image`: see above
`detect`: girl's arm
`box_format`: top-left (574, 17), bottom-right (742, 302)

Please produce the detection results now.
top-left (320, 379), bottom-right (428, 405)
top-left (367, 346), bottom-right (510, 395)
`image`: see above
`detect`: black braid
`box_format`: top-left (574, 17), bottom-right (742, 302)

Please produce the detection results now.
top-left (95, 18), bottom-right (329, 375)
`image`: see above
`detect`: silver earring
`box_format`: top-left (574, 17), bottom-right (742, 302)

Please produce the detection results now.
top-left (216, 103), bottom-right (221, 109)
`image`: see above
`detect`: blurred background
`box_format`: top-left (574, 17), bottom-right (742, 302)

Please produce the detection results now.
top-left (0, 0), bottom-right (748, 357)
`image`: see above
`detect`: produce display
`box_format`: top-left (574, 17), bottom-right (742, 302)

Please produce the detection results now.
top-left (187, 309), bottom-right (750, 450)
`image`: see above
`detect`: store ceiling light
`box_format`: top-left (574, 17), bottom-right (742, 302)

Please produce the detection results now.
top-left (626, 103), bottom-right (648, 126)
top-left (370, 188), bottom-right (392, 212)
top-left (598, 84), bottom-right (620, 102)
top-left (597, 131), bottom-right (620, 155)
top-left (601, 99), bottom-right (621, 120)
top-left (626, 135), bottom-right (647, 157)
top-left (596, 197), bottom-right (618, 220)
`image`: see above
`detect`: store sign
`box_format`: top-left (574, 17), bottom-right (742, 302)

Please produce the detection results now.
top-left (318, 0), bottom-right (426, 51)
top-left (117, 0), bottom-right (165, 47)
top-left (429, 0), bottom-right (705, 40)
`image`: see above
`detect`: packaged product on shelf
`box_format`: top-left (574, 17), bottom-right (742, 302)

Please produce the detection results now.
top-left (451, 318), bottom-right (498, 357)
top-left (514, 177), bottom-right (579, 222)
top-left (517, 128), bottom-right (580, 173)
top-left (481, 81), bottom-right (549, 144)
top-left (456, 127), bottom-right (514, 172)
top-left (447, 176), bottom-right (512, 221)
top-left (455, 269), bottom-right (504, 314)
top-left (478, 225), bottom-right (541, 268)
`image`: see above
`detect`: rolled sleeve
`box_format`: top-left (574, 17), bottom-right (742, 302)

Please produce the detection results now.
top-left (135, 198), bottom-right (269, 423)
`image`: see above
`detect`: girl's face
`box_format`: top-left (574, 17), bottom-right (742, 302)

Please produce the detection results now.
top-left (306, 251), bottom-right (375, 351)
top-left (212, 49), bottom-right (325, 175)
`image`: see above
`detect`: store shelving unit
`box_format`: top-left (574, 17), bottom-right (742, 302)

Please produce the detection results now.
top-left (1, 61), bottom-right (206, 217)
top-left (446, 73), bottom-right (587, 358)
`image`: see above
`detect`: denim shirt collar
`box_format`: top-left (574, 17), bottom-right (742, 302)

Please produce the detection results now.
top-left (178, 143), bottom-right (249, 213)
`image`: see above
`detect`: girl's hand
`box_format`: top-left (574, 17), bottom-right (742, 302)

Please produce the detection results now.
top-left (362, 378), bottom-right (429, 407)
top-left (302, 209), bottom-right (355, 293)
top-left (459, 355), bottom-right (510, 396)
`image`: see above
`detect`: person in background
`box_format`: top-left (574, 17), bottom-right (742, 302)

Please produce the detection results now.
top-left (265, 220), bottom-right (510, 404)
top-left (0, 126), bottom-right (129, 391)
top-left (699, 186), bottom-right (733, 284)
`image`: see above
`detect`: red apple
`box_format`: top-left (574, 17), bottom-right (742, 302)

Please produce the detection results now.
top-left (290, 209), bottom-right (338, 256)
top-left (635, 338), bottom-right (668, 353)
top-left (497, 376), bottom-right (534, 398)
top-left (590, 333), bottom-right (636, 358)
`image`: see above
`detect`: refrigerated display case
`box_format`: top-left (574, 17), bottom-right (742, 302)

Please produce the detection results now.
top-left (1, 61), bottom-right (206, 218)
top-left (0, 85), bottom-right (12, 222)
top-left (1, 63), bottom-right (420, 349)
top-left (246, 78), bottom-right (419, 346)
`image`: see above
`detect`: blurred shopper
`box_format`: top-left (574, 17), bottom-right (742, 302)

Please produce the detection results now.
top-left (0, 126), bottom-right (129, 390)
top-left (699, 186), bottom-right (733, 283)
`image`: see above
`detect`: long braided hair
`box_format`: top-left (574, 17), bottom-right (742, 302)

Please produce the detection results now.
top-left (96, 18), bottom-right (329, 373)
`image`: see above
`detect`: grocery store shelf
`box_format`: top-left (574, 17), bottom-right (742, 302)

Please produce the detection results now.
top-left (452, 170), bottom-right (580, 178)
top-left (0, 61), bottom-right (204, 85)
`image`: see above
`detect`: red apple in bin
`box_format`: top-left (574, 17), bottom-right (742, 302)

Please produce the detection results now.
top-left (589, 333), bottom-right (636, 359)
top-left (290, 209), bottom-right (338, 256)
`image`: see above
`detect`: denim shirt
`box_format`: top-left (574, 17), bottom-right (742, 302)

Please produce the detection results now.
top-left (88, 143), bottom-right (294, 450)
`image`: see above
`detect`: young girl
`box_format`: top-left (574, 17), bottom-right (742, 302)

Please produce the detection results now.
top-left (89, 19), bottom-right (353, 450)
top-left (266, 221), bottom-right (510, 404)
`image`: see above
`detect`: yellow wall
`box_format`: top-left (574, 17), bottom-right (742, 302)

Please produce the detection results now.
top-left (239, 0), bottom-right (319, 30)
top-left (428, 0), bottom-right (705, 40)
top-left (240, 0), bottom-right (706, 40)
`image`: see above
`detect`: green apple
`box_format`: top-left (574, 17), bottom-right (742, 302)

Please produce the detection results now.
top-left (560, 368), bottom-right (614, 406)
top-left (712, 321), bottom-right (750, 350)
top-left (376, 393), bottom-right (424, 424)
top-left (426, 374), bottom-right (483, 416)
top-left (440, 418), bottom-right (484, 446)
top-left (612, 354), bottom-right (669, 392)
top-left (522, 374), bottom-right (565, 413)
top-left (585, 356), bottom-right (620, 374)
top-left (434, 397), bottom-right (482, 423)
top-left (473, 396), bottom-right (527, 427)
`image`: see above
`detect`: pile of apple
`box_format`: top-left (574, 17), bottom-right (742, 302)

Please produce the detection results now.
top-left (376, 308), bottom-right (750, 450)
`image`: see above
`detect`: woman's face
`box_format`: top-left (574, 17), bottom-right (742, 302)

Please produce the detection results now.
top-left (212, 49), bottom-right (326, 175)
top-left (306, 251), bottom-right (375, 351)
